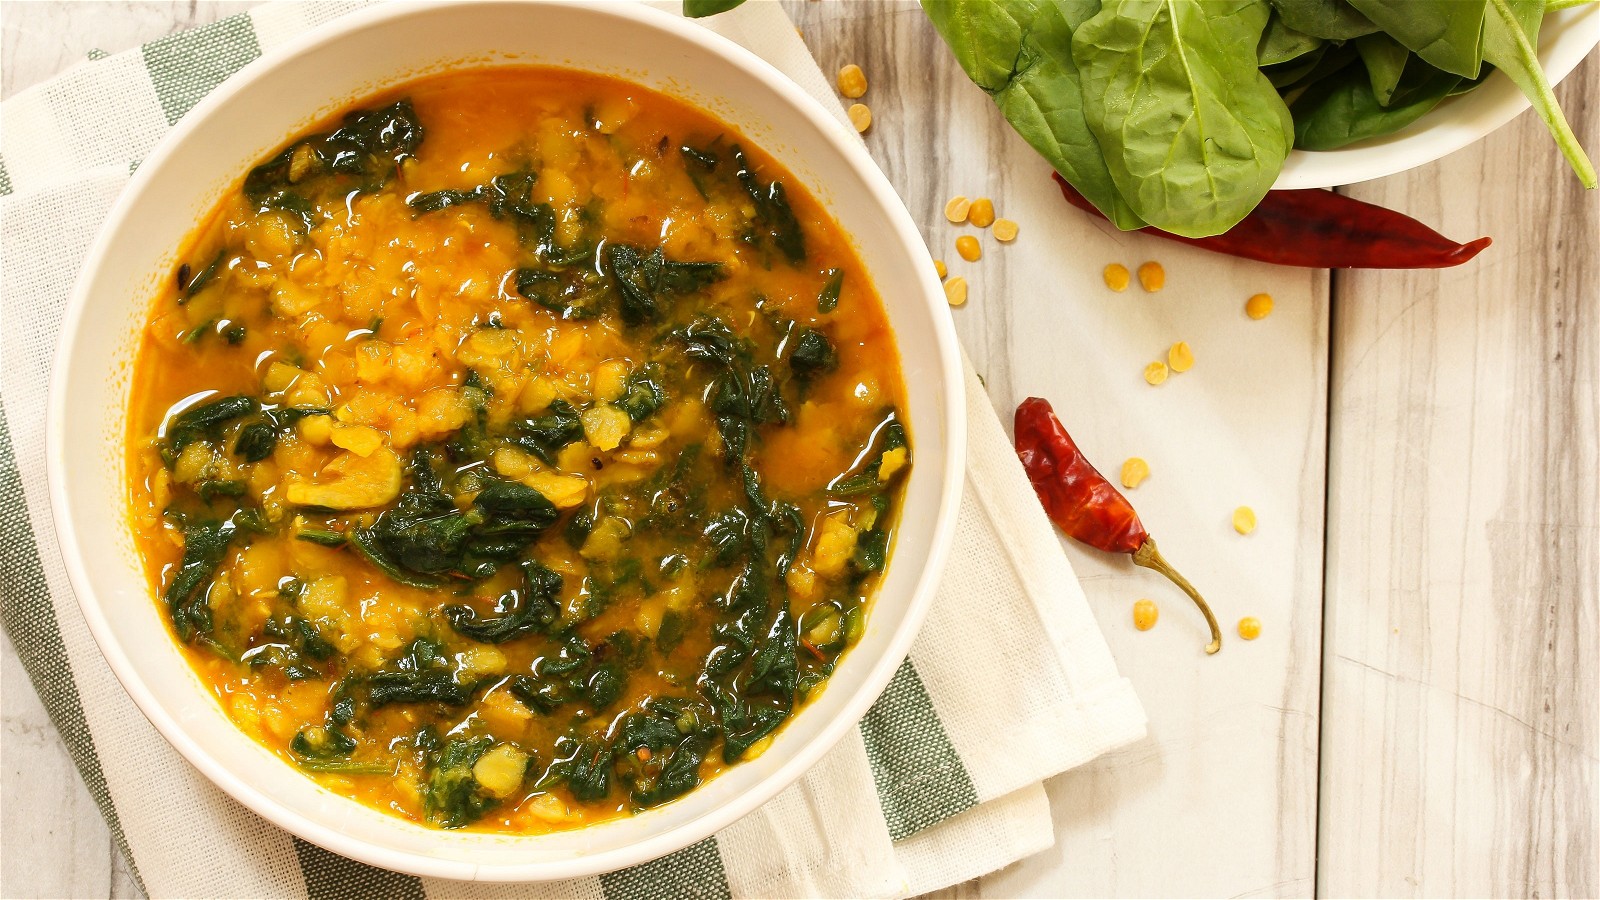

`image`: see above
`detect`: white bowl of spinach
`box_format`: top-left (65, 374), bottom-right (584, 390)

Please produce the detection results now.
top-left (919, 0), bottom-right (1598, 238)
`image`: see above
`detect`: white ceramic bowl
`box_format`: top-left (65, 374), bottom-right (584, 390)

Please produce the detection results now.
top-left (47, 0), bottom-right (965, 882)
top-left (1276, 3), bottom-right (1599, 189)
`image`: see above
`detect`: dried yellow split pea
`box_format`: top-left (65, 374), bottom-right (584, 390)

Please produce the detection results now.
top-left (837, 64), bottom-right (867, 99)
top-left (848, 103), bottom-right (872, 133)
top-left (1120, 457), bottom-right (1150, 489)
top-left (1133, 599), bottom-right (1159, 631)
top-left (944, 276), bottom-right (968, 307)
top-left (993, 218), bottom-right (1019, 242)
top-left (969, 198), bottom-right (996, 228)
top-left (1232, 506), bottom-right (1257, 535)
top-left (1168, 341), bottom-right (1194, 373)
top-left (955, 235), bottom-right (982, 262)
top-left (1143, 361), bottom-right (1169, 386)
top-left (1246, 292), bottom-right (1274, 319)
top-left (1103, 263), bottom-right (1131, 292)
top-left (944, 195), bottom-right (971, 223)
top-left (1237, 617), bottom-right (1262, 640)
top-left (934, 259), bottom-right (948, 279)
top-left (1137, 261), bottom-right (1165, 292)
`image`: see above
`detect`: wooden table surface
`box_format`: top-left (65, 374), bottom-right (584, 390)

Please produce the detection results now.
top-left (2, 2), bottom-right (1595, 897)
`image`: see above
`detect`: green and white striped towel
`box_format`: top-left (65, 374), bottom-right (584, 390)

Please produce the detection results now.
top-left (0, 2), bottom-right (1146, 897)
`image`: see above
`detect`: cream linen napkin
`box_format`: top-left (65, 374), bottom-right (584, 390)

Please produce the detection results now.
top-left (0, 2), bottom-right (1146, 897)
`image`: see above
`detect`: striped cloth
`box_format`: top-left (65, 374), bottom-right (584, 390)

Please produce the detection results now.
top-left (0, 2), bottom-right (1146, 897)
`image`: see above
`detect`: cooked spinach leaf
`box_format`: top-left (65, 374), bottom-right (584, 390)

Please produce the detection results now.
top-left (512, 399), bottom-right (584, 464)
top-left (547, 735), bottom-right (613, 802)
top-left (616, 364), bottom-right (666, 422)
top-left (180, 249), bottom-right (227, 302)
top-left (444, 560), bottom-right (564, 643)
top-left (164, 394), bottom-right (255, 456)
top-left (603, 243), bottom-right (725, 327)
top-left (163, 518), bottom-right (237, 641)
top-left (816, 269), bottom-right (843, 313)
top-left (367, 638), bottom-right (482, 708)
top-left (732, 145), bottom-right (806, 264)
top-left (423, 736), bottom-right (497, 828)
top-left (788, 327), bottom-right (838, 381)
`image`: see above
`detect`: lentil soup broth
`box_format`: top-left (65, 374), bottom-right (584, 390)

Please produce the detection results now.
top-left (125, 67), bottom-right (910, 833)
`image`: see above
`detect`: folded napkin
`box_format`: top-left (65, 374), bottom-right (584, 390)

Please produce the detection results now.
top-left (0, 2), bottom-right (1145, 897)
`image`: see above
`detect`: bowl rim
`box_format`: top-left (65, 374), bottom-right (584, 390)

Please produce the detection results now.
top-left (1275, 3), bottom-right (1599, 189)
top-left (45, 0), bottom-right (967, 881)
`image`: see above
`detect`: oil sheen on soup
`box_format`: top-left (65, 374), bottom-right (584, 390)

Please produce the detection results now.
top-left (125, 68), bottom-right (911, 832)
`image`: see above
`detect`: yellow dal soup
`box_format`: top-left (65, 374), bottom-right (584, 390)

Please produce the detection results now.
top-left (125, 68), bottom-right (911, 833)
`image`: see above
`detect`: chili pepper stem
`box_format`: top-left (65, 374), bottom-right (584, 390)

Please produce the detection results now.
top-left (1131, 537), bottom-right (1222, 655)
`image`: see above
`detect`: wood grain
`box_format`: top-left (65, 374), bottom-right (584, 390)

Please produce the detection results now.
top-left (1319, 54), bottom-right (1600, 898)
top-left (786, 4), bottom-right (1329, 897)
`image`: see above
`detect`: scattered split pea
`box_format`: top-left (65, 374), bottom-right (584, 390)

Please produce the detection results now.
top-left (934, 259), bottom-right (948, 279)
top-left (837, 64), bottom-right (867, 99)
top-left (1103, 263), bottom-right (1131, 292)
top-left (1168, 341), bottom-right (1195, 373)
top-left (944, 276), bottom-right (968, 307)
top-left (955, 234), bottom-right (982, 262)
top-left (944, 195), bottom-right (971, 223)
top-left (1246, 292), bottom-right (1274, 319)
top-left (848, 103), bottom-right (872, 133)
top-left (1120, 457), bottom-right (1150, 489)
top-left (1237, 617), bottom-right (1262, 640)
top-left (992, 218), bottom-right (1019, 242)
top-left (1133, 599), bottom-right (1159, 631)
top-left (969, 198), bottom-right (996, 228)
top-left (1232, 505), bottom-right (1257, 535)
top-left (1137, 260), bottom-right (1165, 292)
top-left (1143, 361), bottom-right (1169, 386)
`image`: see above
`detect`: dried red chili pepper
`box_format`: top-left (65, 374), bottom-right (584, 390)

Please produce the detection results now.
top-left (1053, 173), bottom-right (1490, 270)
top-left (1015, 397), bottom-right (1221, 654)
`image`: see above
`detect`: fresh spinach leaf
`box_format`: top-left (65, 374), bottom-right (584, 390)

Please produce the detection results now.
top-left (1355, 32), bottom-right (1412, 106)
top-left (684, 0), bottom-right (747, 16)
top-left (1267, 0), bottom-right (1376, 40)
top-left (923, 0), bottom-right (1148, 230)
top-left (1290, 57), bottom-right (1460, 149)
top-left (1346, 0), bottom-right (1485, 78)
top-left (1258, 13), bottom-right (1324, 66)
top-left (1072, 0), bottom-right (1294, 238)
top-left (1481, 0), bottom-right (1596, 186)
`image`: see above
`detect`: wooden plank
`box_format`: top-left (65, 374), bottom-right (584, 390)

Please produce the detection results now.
top-left (786, 3), bottom-right (1328, 896)
top-left (1320, 57), bottom-right (1600, 897)
top-left (0, 629), bottom-right (113, 898)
